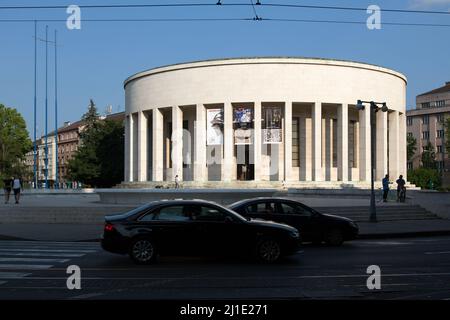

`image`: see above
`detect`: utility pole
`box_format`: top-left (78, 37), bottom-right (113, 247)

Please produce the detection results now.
top-left (33, 20), bottom-right (38, 189)
top-left (54, 29), bottom-right (59, 189)
top-left (44, 25), bottom-right (49, 189)
top-left (357, 100), bottom-right (389, 222)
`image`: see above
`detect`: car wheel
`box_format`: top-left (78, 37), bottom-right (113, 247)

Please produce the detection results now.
top-left (129, 238), bottom-right (157, 264)
top-left (325, 229), bottom-right (344, 246)
top-left (256, 238), bottom-right (282, 263)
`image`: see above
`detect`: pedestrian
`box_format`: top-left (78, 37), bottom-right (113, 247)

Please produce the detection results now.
top-left (3, 177), bottom-right (13, 204)
top-left (175, 175), bottom-right (180, 189)
top-left (382, 174), bottom-right (391, 202)
top-left (396, 175), bottom-right (406, 202)
top-left (12, 176), bottom-right (22, 204)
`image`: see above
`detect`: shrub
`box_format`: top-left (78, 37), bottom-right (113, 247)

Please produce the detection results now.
top-left (408, 168), bottom-right (441, 189)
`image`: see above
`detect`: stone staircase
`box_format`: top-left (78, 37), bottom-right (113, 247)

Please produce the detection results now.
top-left (314, 205), bottom-right (440, 222)
top-left (117, 180), bottom-right (419, 191)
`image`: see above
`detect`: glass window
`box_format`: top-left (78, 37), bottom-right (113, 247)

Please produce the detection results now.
top-left (153, 205), bottom-right (190, 221)
top-left (423, 115), bottom-right (429, 125)
top-left (190, 205), bottom-right (227, 222)
top-left (280, 202), bottom-right (312, 216)
top-left (246, 202), bottom-right (277, 214)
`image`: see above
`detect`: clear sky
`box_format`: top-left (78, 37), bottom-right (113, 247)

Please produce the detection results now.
top-left (0, 0), bottom-right (449, 138)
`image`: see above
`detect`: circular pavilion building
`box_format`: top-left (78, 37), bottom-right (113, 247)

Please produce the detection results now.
top-left (123, 57), bottom-right (407, 186)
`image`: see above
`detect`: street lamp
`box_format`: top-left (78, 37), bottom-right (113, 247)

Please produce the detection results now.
top-left (356, 100), bottom-right (389, 222)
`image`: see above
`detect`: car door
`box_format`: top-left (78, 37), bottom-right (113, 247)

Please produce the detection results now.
top-left (138, 204), bottom-right (195, 255)
top-left (187, 204), bottom-right (249, 255)
top-left (278, 201), bottom-right (318, 241)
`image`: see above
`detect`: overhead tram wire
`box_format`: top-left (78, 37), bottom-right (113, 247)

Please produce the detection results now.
top-left (0, 2), bottom-right (449, 16)
top-left (0, 17), bottom-right (449, 28)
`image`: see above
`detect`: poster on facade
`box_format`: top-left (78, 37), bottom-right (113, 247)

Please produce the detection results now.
top-left (233, 107), bottom-right (253, 144)
top-left (263, 107), bottom-right (282, 144)
top-left (206, 108), bottom-right (223, 145)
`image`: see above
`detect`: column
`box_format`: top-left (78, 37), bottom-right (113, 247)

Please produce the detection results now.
top-left (137, 111), bottom-right (148, 182)
top-left (152, 108), bottom-right (163, 181)
top-left (300, 117), bottom-right (312, 181)
top-left (194, 104), bottom-right (206, 181)
top-left (359, 106), bottom-right (371, 182)
top-left (254, 101), bottom-right (262, 181)
top-left (222, 102), bottom-right (233, 181)
top-left (128, 115), bottom-right (135, 182)
top-left (284, 101), bottom-right (293, 181)
top-left (312, 102), bottom-right (323, 181)
top-left (172, 106), bottom-right (183, 180)
top-left (376, 110), bottom-right (388, 180)
top-left (337, 103), bottom-right (349, 181)
top-left (399, 112), bottom-right (407, 180)
top-left (124, 115), bottom-right (131, 182)
top-left (388, 111), bottom-right (400, 180)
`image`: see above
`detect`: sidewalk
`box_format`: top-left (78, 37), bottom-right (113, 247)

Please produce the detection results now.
top-left (1, 219), bottom-right (450, 242)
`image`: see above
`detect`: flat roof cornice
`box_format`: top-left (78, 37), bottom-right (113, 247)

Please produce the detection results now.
top-left (124, 57), bottom-right (407, 89)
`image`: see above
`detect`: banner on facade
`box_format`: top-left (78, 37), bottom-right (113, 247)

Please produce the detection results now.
top-left (233, 107), bottom-right (253, 145)
top-left (206, 108), bottom-right (223, 145)
top-left (263, 107), bottom-right (282, 144)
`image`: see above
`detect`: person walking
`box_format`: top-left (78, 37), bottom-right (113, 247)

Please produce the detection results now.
top-left (174, 175), bottom-right (180, 189)
top-left (3, 177), bottom-right (13, 204)
top-left (12, 176), bottom-right (22, 204)
top-left (382, 174), bottom-right (391, 202)
top-left (396, 175), bottom-right (406, 202)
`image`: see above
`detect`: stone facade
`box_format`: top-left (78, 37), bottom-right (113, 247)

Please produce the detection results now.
top-left (406, 82), bottom-right (450, 173)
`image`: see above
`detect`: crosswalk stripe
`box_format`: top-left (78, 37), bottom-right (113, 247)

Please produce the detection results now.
top-left (0, 248), bottom-right (96, 253)
top-left (0, 258), bottom-right (69, 263)
top-left (0, 272), bottom-right (31, 279)
top-left (0, 264), bottom-right (53, 270)
top-left (0, 252), bottom-right (84, 258)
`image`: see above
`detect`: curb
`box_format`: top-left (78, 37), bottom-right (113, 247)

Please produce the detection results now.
top-left (357, 230), bottom-right (450, 239)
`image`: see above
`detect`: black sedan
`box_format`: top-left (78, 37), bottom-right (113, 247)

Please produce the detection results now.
top-left (101, 199), bottom-right (301, 264)
top-left (229, 198), bottom-right (358, 246)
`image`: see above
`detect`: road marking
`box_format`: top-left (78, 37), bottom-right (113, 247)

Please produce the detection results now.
top-left (0, 257), bottom-right (69, 263)
top-left (0, 272), bottom-right (31, 279)
top-left (0, 264), bottom-right (53, 270)
top-left (425, 251), bottom-right (450, 255)
top-left (0, 252), bottom-right (84, 257)
top-left (0, 248), bottom-right (96, 253)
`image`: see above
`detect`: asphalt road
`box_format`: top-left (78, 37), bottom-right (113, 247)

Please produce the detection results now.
top-left (1, 237), bottom-right (450, 300)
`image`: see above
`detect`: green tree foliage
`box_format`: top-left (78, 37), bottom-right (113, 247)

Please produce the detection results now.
top-left (67, 100), bottom-right (124, 187)
top-left (0, 104), bottom-right (32, 185)
top-left (408, 167), bottom-right (441, 189)
top-left (407, 135), bottom-right (417, 162)
top-left (421, 141), bottom-right (437, 169)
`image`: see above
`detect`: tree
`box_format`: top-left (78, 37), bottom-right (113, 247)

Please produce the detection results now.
top-left (421, 141), bottom-right (437, 169)
top-left (0, 104), bottom-right (32, 185)
top-left (407, 135), bottom-right (417, 162)
top-left (67, 100), bottom-right (124, 187)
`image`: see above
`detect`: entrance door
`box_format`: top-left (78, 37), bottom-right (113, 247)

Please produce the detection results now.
top-left (237, 145), bottom-right (254, 180)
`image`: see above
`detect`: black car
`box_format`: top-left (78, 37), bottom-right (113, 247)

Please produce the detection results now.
top-left (101, 199), bottom-right (301, 264)
top-left (229, 198), bottom-right (358, 246)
